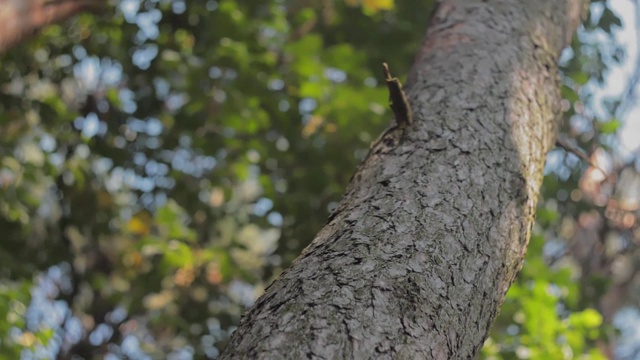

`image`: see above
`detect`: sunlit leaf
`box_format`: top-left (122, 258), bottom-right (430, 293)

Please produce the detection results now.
top-left (599, 119), bottom-right (621, 134)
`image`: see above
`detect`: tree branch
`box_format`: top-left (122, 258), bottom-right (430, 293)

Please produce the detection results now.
top-left (0, 0), bottom-right (107, 54)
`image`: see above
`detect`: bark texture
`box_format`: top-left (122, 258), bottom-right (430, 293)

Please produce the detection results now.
top-left (0, 0), bottom-right (105, 54)
top-left (221, 0), bottom-right (588, 359)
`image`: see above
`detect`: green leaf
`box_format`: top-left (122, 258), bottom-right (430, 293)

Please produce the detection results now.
top-left (570, 308), bottom-right (603, 329)
top-left (163, 241), bottom-right (193, 268)
top-left (600, 119), bottom-right (621, 134)
top-left (570, 71), bottom-right (589, 85)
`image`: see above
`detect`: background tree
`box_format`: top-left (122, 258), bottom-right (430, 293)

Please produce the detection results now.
top-left (0, 0), bottom-right (636, 359)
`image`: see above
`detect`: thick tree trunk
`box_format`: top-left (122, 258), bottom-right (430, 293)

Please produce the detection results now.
top-left (0, 0), bottom-right (105, 54)
top-left (221, 0), bottom-right (588, 359)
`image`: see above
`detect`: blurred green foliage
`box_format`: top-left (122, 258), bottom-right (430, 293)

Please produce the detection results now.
top-left (0, 0), bottom-right (630, 359)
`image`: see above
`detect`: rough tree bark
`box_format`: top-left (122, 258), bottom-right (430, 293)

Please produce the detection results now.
top-left (0, 0), bottom-right (106, 54)
top-left (221, 0), bottom-right (588, 359)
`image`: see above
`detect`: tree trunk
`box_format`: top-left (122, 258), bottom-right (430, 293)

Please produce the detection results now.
top-left (0, 0), bottom-right (106, 54)
top-left (221, 0), bottom-right (588, 359)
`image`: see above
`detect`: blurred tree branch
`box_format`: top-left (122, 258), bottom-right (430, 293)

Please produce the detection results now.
top-left (0, 0), bottom-right (107, 54)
